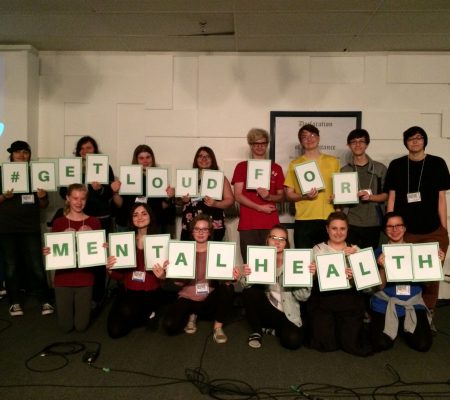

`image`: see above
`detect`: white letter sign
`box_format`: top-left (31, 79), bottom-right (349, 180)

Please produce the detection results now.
top-left (333, 172), bottom-right (358, 205)
top-left (200, 170), bottom-right (224, 200)
top-left (294, 160), bottom-right (324, 194)
top-left (175, 169), bottom-right (198, 197)
top-left (246, 160), bottom-right (271, 190)
top-left (206, 241), bottom-right (235, 280)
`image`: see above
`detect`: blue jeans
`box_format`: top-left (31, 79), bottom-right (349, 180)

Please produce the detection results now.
top-left (0, 232), bottom-right (49, 305)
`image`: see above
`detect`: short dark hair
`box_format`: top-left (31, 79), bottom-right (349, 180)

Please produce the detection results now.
top-left (189, 214), bottom-right (213, 236)
top-left (326, 211), bottom-right (348, 227)
top-left (403, 126), bottom-right (428, 149)
top-left (75, 136), bottom-right (99, 156)
top-left (347, 129), bottom-right (370, 145)
top-left (298, 124), bottom-right (319, 141)
top-left (383, 212), bottom-right (405, 231)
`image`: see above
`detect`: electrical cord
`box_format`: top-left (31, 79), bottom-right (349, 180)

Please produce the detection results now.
top-left (7, 310), bottom-right (450, 399)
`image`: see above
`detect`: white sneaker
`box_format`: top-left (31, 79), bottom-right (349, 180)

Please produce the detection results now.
top-left (184, 314), bottom-right (197, 334)
top-left (9, 304), bottom-right (24, 317)
top-left (41, 303), bottom-right (55, 316)
top-left (213, 327), bottom-right (228, 344)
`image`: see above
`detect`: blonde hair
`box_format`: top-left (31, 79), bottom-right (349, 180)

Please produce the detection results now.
top-left (64, 183), bottom-right (88, 215)
top-left (247, 128), bottom-right (269, 145)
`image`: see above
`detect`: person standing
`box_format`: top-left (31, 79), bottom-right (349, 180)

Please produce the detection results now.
top-left (111, 144), bottom-right (175, 235)
top-left (0, 141), bottom-right (53, 316)
top-left (384, 126), bottom-right (450, 311)
top-left (179, 146), bottom-right (234, 241)
top-left (232, 128), bottom-right (284, 262)
top-left (340, 129), bottom-right (387, 249)
top-left (284, 124), bottom-right (340, 249)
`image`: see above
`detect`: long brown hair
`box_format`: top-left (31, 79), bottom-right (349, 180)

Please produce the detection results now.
top-left (131, 145), bottom-right (156, 166)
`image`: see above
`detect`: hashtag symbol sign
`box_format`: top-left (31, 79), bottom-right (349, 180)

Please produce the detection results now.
top-left (10, 171), bottom-right (20, 183)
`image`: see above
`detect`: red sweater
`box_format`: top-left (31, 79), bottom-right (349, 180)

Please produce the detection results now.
top-left (52, 216), bottom-right (101, 287)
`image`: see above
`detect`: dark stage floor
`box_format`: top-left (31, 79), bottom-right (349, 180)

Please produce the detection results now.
top-left (0, 293), bottom-right (449, 400)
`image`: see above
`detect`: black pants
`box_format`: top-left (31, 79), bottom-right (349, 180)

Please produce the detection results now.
top-left (163, 284), bottom-right (234, 335)
top-left (347, 225), bottom-right (381, 249)
top-left (239, 229), bottom-right (270, 263)
top-left (294, 220), bottom-right (328, 249)
top-left (307, 290), bottom-right (371, 356)
top-left (107, 289), bottom-right (162, 339)
top-left (242, 286), bottom-right (304, 350)
top-left (369, 309), bottom-right (432, 352)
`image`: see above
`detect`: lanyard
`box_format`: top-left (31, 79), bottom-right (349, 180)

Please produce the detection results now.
top-left (407, 155), bottom-right (426, 194)
top-left (353, 160), bottom-right (374, 191)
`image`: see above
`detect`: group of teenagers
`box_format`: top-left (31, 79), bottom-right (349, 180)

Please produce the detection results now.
top-left (0, 122), bottom-right (449, 356)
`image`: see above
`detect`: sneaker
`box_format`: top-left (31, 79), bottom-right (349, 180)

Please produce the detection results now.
top-left (248, 332), bottom-right (262, 348)
top-left (9, 304), bottom-right (24, 317)
top-left (184, 314), bottom-right (197, 334)
top-left (41, 303), bottom-right (55, 316)
top-left (262, 327), bottom-right (276, 336)
top-left (213, 327), bottom-right (228, 344)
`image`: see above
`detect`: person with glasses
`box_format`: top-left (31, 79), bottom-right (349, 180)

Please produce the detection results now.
top-left (160, 214), bottom-right (235, 344)
top-left (284, 124), bottom-right (340, 249)
top-left (384, 126), bottom-right (450, 314)
top-left (340, 129), bottom-right (387, 249)
top-left (369, 212), bottom-right (440, 352)
top-left (232, 128), bottom-right (285, 262)
top-left (179, 146), bottom-right (234, 241)
top-left (237, 224), bottom-right (312, 350)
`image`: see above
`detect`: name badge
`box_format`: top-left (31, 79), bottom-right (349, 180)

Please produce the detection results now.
top-left (191, 196), bottom-right (202, 203)
top-left (407, 192), bottom-right (421, 203)
top-left (132, 271), bottom-right (146, 282)
top-left (135, 196), bottom-right (147, 204)
top-left (395, 285), bottom-right (411, 296)
top-left (21, 194), bottom-right (35, 204)
top-left (195, 282), bottom-right (209, 295)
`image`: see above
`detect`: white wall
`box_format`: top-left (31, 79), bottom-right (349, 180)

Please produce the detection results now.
top-left (6, 49), bottom-right (450, 296)
top-left (0, 47), bottom-right (39, 159)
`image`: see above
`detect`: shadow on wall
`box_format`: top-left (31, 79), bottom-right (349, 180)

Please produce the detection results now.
top-left (40, 54), bottom-right (102, 101)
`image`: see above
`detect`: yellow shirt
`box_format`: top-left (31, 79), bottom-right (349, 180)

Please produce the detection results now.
top-left (284, 153), bottom-right (339, 220)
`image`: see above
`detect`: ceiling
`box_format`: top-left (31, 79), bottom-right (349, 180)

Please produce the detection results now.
top-left (0, 0), bottom-right (449, 52)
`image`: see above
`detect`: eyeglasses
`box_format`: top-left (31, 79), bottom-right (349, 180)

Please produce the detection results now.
top-left (406, 135), bottom-right (424, 142)
top-left (251, 141), bottom-right (268, 147)
top-left (193, 227), bottom-right (209, 233)
top-left (386, 224), bottom-right (405, 230)
top-left (300, 133), bottom-right (318, 141)
top-left (197, 154), bottom-right (211, 160)
top-left (349, 139), bottom-right (367, 146)
top-left (269, 235), bottom-right (287, 242)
